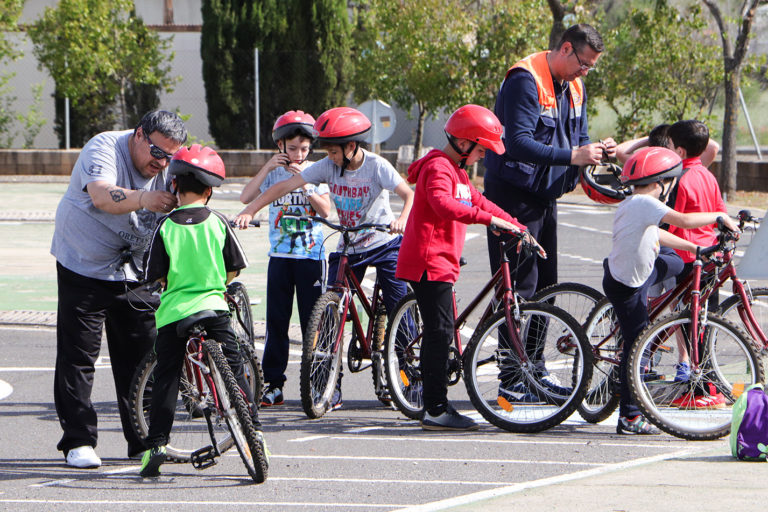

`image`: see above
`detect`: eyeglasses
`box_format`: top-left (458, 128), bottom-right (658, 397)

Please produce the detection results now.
top-left (572, 48), bottom-right (596, 72)
top-left (144, 133), bottom-right (175, 161)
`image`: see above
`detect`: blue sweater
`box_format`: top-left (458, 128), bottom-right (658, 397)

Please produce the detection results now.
top-left (484, 69), bottom-right (591, 203)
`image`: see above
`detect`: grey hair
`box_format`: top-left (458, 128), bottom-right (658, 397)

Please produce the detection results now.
top-left (135, 110), bottom-right (188, 144)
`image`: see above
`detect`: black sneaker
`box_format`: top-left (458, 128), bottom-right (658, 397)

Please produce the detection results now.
top-left (139, 445), bottom-right (166, 477)
top-left (261, 385), bottom-right (284, 407)
top-left (421, 404), bottom-right (480, 431)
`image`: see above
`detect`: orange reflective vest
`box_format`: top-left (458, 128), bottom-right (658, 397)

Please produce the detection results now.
top-left (506, 51), bottom-right (584, 122)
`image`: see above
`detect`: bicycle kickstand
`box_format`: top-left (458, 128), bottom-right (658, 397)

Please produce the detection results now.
top-left (190, 407), bottom-right (221, 470)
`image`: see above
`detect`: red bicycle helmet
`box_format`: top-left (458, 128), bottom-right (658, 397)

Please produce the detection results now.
top-left (444, 104), bottom-right (505, 155)
top-left (313, 107), bottom-right (371, 144)
top-left (620, 146), bottom-right (682, 186)
top-left (580, 163), bottom-right (629, 204)
top-left (169, 144), bottom-right (226, 187)
top-left (272, 110), bottom-right (316, 145)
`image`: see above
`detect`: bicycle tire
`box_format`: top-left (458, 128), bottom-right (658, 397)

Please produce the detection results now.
top-left (578, 297), bottom-right (621, 423)
top-left (718, 286), bottom-right (768, 351)
top-left (300, 291), bottom-right (344, 419)
top-left (227, 282), bottom-right (254, 345)
top-left (384, 293), bottom-right (424, 419)
top-left (463, 303), bottom-right (592, 432)
top-left (628, 312), bottom-right (764, 441)
top-left (129, 350), bottom-right (234, 463)
top-left (371, 302), bottom-right (391, 406)
top-left (532, 282), bottom-right (603, 328)
top-left (203, 339), bottom-right (268, 483)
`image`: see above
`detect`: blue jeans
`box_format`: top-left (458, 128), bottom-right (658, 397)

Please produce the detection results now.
top-left (602, 247), bottom-right (684, 418)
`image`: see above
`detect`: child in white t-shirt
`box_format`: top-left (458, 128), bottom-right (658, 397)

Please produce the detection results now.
top-left (603, 147), bottom-right (738, 435)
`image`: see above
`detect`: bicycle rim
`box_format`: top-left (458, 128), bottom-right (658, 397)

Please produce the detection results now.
top-left (464, 304), bottom-right (592, 432)
top-left (204, 340), bottom-right (268, 483)
top-left (129, 351), bottom-right (233, 463)
top-left (578, 298), bottom-right (621, 423)
top-left (384, 293), bottom-right (424, 419)
top-left (300, 292), bottom-right (344, 418)
top-left (629, 312), bottom-right (764, 440)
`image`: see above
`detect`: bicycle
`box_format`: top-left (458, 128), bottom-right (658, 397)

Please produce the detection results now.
top-left (297, 215), bottom-right (392, 419)
top-left (129, 282), bottom-right (266, 473)
top-left (584, 215), bottom-right (765, 438)
top-left (385, 229), bottom-right (593, 432)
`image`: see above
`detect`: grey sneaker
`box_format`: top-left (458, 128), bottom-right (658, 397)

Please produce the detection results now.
top-left (260, 385), bottom-right (284, 407)
top-left (421, 404), bottom-right (480, 431)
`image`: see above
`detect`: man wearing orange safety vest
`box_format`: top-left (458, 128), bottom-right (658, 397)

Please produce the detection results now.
top-left (484, 24), bottom-right (617, 299)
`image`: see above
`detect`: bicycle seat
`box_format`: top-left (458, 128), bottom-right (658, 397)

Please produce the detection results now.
top-left (176, 310), bottom-right (219, 337)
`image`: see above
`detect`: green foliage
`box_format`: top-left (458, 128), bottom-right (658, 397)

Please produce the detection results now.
top-left (28, 0), bottom-right (174, 147)
top-left (201, 0), bottom-right (350, 149)
top-left (353, 0), bottom-right (551, 152)
top-left (587, 1), bottom-right (722, 140)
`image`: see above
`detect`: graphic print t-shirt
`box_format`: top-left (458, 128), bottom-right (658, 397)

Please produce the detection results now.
top-left (300, 149), bottom-right (403, 254)
top-left (261, 167), bottom-right (328, 260)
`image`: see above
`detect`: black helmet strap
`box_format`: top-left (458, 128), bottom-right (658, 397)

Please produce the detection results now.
top-left (447, 133), bottom-right (475, 169)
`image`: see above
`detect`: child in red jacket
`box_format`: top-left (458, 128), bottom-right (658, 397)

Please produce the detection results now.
top-left (395, 104), bottom-right (542, 431)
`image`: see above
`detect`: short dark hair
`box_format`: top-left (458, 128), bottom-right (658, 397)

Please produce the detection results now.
top-left (669, 120), bottom-right (709, 158)
top-left (648, 124), bottom-right (672, 149)
top-left (135, 110), bottom-right (187, 145)
top-left (174, 172), bottom-right (209, 196)
top-left (558, 24), bottom-right (604, 53)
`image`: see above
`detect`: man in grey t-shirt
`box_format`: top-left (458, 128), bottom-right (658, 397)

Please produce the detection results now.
top-left (51, 110), bottom-right (186, 469)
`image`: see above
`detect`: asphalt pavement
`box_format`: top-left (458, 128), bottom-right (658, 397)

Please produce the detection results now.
top-left (1, 176), bottom-right (766, 511)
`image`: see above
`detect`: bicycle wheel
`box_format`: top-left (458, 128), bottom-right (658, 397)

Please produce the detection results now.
top-left (300, 291), bottom-right (344, 418)
top-left (384, 293), bottom-right (424, 419)
top-left (718, 286), bottom-right (768, 351)
top-left (628, 312), bottom-right (764, 440)
top-left (227, 282), bottom-right (254, 345)
top-left (463, 303), bottom-right (592, 432)
top-left (129, 350), bottom-right (234, 462)
top-left (203, 340), bottom-right (268, 483)
top-left (578, 298), bottom-right (621, 423)
top-left (532, 282), bottom-right (603, 328)
top-left (370, 302), bottom-right (392, 405)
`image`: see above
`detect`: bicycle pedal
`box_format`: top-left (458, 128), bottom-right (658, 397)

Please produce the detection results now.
top-left (190, 445), bottom-right (218, 470)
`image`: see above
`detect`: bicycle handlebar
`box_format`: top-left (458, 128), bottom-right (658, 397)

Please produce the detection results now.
top-left (229, 219), bottom-right (261, 228)
top-left (285, 213), bottom-right (390, 234)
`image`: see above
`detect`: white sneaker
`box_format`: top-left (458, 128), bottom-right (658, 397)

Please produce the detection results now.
top-left (66, 445), bottom-right (101, 469)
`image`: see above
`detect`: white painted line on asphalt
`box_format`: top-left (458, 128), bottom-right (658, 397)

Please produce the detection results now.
top-left (559, 221), bottom-right (612, 236)
top-left (269, 454), bottom-right (602, 466)
top-left (0, 499), bottom-right (409, 509)
top-left (344, 426), bottom-right (383, 434)
top-left (0, 367), bottom-right (55, 372)
top-left (0, 379), bottom-right (12, 399)
top-left (219, 475), bottom-right (513, 486)
top-left (289, 435), bottom-right (328, 443)
top-left (389, 446), bottom-right (703, 512)
top-left (560, 252), bottom-right (603, 265)
top-left (325, 435), bottom-right (689, 450)
top-left (104, 466), bottom-right (139, 474)
top-left (29, 479), bottom-right (74, 488)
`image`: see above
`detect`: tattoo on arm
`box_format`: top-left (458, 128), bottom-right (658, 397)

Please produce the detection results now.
top-left (108, 188), bottom-right (127, 203)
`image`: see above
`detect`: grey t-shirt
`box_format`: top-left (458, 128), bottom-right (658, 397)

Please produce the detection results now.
top-left (51, 129), bottom-right (168, 281)
top-left (607, 194), bottom-right (671, 288)
top-left (300, 149), bottom-right (403, 254)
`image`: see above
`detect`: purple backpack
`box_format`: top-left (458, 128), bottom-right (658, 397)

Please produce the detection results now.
top-left (730, 383), bottom-right (768, 461)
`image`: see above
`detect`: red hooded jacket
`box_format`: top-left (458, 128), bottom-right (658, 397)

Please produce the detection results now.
top-left (396, 149), bottom-right (524, 284)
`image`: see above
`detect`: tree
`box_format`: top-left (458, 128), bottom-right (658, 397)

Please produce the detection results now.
top-left (702, 0), bottom-right (765, 197)
top-left (587, 1), bottom-right (722, 141)
top-left (28, 0), bottom-right (174, 147)
top-left (354, 0), bottom-right (550, 157)
top-left (201, 0), bottom-right (351, 149)
top-left (200, 0), bottom-right (262, 149)
top-left (545, 0), bottom-right (604, 49)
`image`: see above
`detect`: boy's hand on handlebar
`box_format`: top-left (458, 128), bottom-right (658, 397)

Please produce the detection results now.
top-left (389, 218), bottom-right (407, 234)
top-left (719, 215), bottom-right (741, 234)
top-left (233, 212), bottom-right (254, 229)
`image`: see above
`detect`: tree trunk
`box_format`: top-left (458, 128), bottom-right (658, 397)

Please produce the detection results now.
top-left (414, 103), bottom-right (426, 164)
top-left (721, 71), bottom-right (740, 198)
top-left (547, 0), bottom-right (566, 50)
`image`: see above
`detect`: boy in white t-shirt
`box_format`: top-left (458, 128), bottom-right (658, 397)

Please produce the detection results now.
top-left (235, 107), bottom-right (414, 409)
top-left (603, 147), bottom-right (738, 434)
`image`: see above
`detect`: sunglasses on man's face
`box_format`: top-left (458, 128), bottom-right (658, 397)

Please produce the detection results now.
top-left (144, 133), bottom-right (175, 161)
